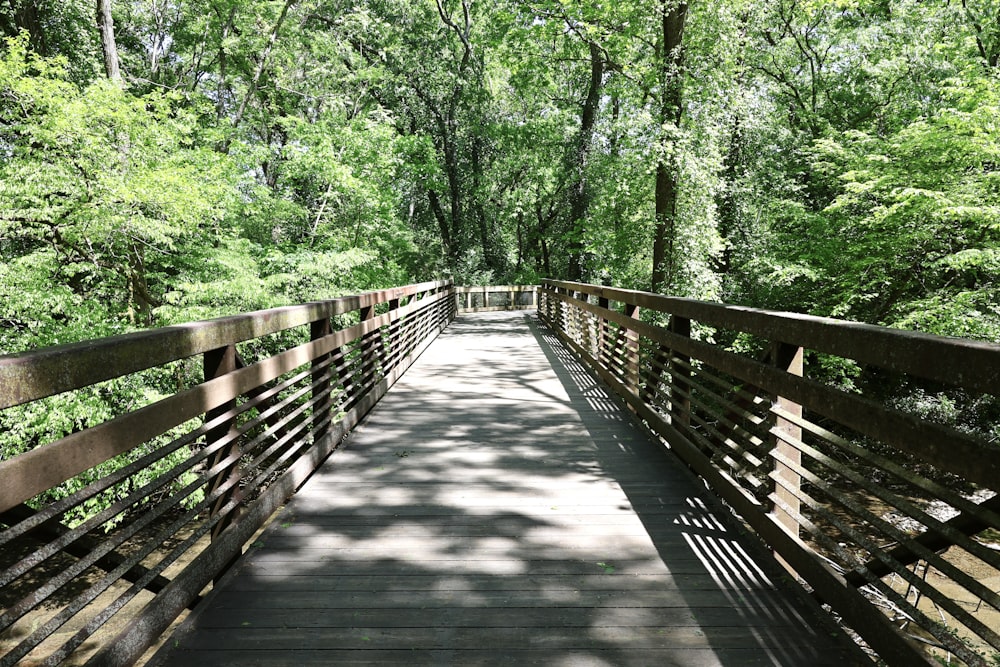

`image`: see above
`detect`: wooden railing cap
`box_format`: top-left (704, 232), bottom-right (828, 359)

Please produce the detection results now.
top-left (541, 279), bottom-right (1000, 395)
top-left (0, 280), bottom-right (451, 409)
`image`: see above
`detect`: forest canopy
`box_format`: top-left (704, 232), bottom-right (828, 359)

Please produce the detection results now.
top-left (3, 0), bottom-right (1000, 357)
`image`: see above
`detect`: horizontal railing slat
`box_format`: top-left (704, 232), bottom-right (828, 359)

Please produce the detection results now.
top-left (0, 289), bottom-right (453, 515)
top-left (0, 280), bottom-right (461, 666)
top-left (540, 278), bottom-right (1000, 667)
top-left (0, 281), bottom-right (450, 409)
top-left (545, 279), bottom-right (1000, 396)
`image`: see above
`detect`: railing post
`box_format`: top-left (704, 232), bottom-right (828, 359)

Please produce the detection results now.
top-left (553, 286), bottom-right (564, 332)
top-left (624, 302), bottom-right (640, 395)
top-left (597, 289), bottom-right (610, 367)
top-left (447, 284), bottom-right (457, 322)
top-left (359, 304), bottom-right (378, 385)
top-left (640, 315), bottom-right (689, 425)
top-left (203, 344), bottom-right (242, 579)
top-left (569, 289), bottom-right (582, 346)
top-left (573, 290), bottom-right (587, 350)
top-left (670, 315), bottom-right (691, 427)
top-left (584, 292), bottom-right (599, 357)
top-left (311, 317), bottom-right (333, 443)
top-left (569, 290), bottom-right (581, 344)
top-left (771, 342), bottom-right (804, 539)
top-left (387, 297), bottom-right (400, 367)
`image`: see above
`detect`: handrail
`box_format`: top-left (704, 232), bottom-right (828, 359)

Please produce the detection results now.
top-left (0, 281), bottom-right (456, 666)
top-left (0, 280), bottom-right (451, 410)
top-left (540, 279), bottom-right (1000, 667)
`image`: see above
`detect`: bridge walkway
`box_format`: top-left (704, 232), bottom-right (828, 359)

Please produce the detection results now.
top-left (152, 311), bottom-right (864, 666)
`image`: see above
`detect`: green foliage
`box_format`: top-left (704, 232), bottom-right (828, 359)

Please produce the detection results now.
top-left (0, 35), bottom-right (241, 332)
top-left (758, 83), bottom-right (1000, 338)
top-left (0, 366), bottom-right (204, 529)
top-left (5, 0), bottom-right (1000, 530)
top-left (0, 24), bottom-right (435, 525)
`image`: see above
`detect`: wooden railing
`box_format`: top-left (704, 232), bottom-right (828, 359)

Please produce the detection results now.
top-left (0, 281), bottom-right (455, 666)
top-left (540, 279), bottom-right (1000, 667)
top-left (455, 285), bottom-right (538, 313)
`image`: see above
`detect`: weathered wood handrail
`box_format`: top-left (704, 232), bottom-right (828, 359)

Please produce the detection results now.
top-left (539, 279), bottom-right (1000, 667)
top-left (0, 281), bottom-right (455, 666)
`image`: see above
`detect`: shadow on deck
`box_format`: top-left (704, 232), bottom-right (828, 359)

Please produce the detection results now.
top-left (151, 311), bottom-right (865, 666)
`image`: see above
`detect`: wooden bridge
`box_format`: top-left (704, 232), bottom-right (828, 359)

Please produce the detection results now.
top-left (1, 281), bottom-right (999, 666)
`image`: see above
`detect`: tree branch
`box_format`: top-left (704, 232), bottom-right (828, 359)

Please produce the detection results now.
top-left (227, 0), bottom-right (296, 144)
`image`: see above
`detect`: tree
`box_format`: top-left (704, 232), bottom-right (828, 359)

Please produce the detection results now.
top-left (97, 0), bottom-right (121, 82)
top-left (0, 36), bottom-right (239, 328)
top-left (650, 0), bottom-right (687, 292)
top-left (2, 0), bottom-right (47, 54)
top-left (4, 0), bottom-right (1000, 345)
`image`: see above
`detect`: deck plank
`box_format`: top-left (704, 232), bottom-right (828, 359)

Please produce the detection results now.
top-left (153, 311), bottom-right (867, 666)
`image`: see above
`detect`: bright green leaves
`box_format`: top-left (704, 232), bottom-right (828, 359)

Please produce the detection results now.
top-left (0, 42), bottom-right (236, 241)
top-left (0, 33), bottom-right (244, 340)
top-left (0, 253), bottom-right (121, 352)
top-left (774, 81), bottom-right (1000, 337)
top-left (721, 0), bottom-right (1000, 340)
top-left (3, 0), bottom-right (999, 342)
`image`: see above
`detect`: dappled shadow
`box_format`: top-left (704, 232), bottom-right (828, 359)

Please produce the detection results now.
top-left (151, 311), bottom-right (865, 666)
top-left (526, 315), bottom-right (867, 666)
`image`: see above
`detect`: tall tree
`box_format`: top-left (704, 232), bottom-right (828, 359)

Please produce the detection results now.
top-left (650, 0), bottom-right (687, 292)
top-left (3, 0), bottom-right (47, 53)
top-left (566, 40), bottom-right (604, 281)
top-left (228, 0), bottom-right (296, 138)
top-left (97, 0), bottom-right (122, 82)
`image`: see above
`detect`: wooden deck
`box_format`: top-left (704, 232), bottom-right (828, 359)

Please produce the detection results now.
top-left (152, 311), bottom-right (865, 666)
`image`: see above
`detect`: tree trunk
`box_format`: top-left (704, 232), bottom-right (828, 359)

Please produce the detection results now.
top-left (472, 128), bottom-right (505, 277)
top-left (224, 0), bottom-right (295, 150)
top-left (215, 6), bottom-right (237, 121)
top-left (651, 0), bottom-right (688, 293)
top-left (428, 188), bottom-right (452, 256)
top-left (714, 113), bottom-right (744, 277)
top-left (7, 0), bottom-right (47, 54)
top-left (442, 127), bottom-right (464, 261)
top-left (432, 0), bottom-right (477, 268)
top-left (516, 211), bottom-right (525, 274)
top-left (567, 41), bottom-right (604, 281)
top-left (97, 0), bottom-right (122, 83)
